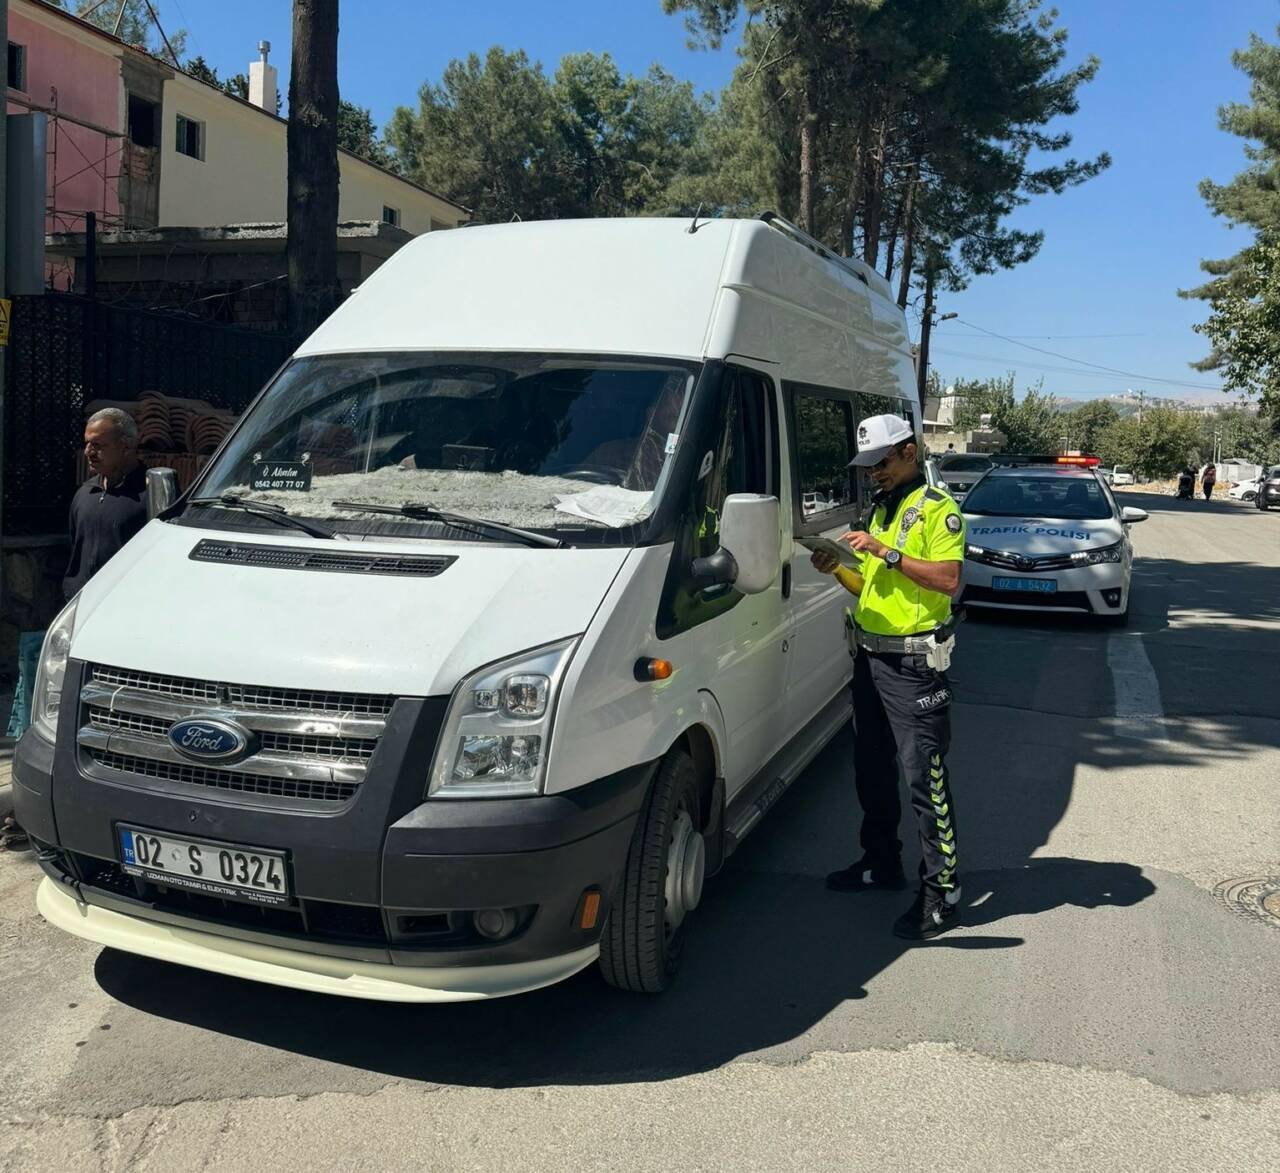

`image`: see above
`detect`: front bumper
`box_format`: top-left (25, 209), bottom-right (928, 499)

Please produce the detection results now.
top-left (36, 877), bottom-right (599, 1002)
top-left (16, 673), bottom-right (653, 1000)
top-left (960, 558), bottom-right (1128, 615)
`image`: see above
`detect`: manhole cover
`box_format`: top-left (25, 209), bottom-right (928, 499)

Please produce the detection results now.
top-left (1215, 876), bottom-right (1280, 928)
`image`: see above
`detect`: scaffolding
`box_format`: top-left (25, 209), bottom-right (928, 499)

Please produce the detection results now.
top-left (6, 85), bottom-right (126, 290)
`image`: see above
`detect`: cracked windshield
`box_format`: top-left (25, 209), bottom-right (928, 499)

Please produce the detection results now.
top-left (199, 354), bottom-right (695, 533)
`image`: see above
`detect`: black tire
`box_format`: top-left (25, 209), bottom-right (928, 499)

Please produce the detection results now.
top-left (599, 748), bottom-right (700, 993)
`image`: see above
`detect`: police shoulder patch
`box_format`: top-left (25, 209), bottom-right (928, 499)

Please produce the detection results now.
top-left (945, 513), bottom-right (962, 533)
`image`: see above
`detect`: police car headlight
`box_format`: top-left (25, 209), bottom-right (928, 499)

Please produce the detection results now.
top-left (1070, 541), bottom-right (1124, 567)
top-left (32, 597), bottom-right (78, 743)
top-left (964, 544), bottom-right (988, 562)
top-left (428, 638), bottom-right (578, 798)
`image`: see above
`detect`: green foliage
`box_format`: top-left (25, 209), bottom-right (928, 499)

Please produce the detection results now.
top-left (1184, 28), bottom-right (1280, 389)
top-left (947, 374), bottom-right (1064, 453)
top-left (386, 48), bottom-right (712, 222)
top-left (49, 1), bottom-right (188, 61)
top-left (183, 55), bottom-right (269, 110)
top-left (1097, 408), bottom-right (1205, 478)
top-left (337, 102), bottom-right (392, 168)
top-left (663, 0), bottom-right (1108, 300)
top-left (1060, 400), bottom-right (1120, 454)
top-left (1199, 405), bottom-right (1280, 465)
top-left (1193, 238), bottom-right (1280, 414)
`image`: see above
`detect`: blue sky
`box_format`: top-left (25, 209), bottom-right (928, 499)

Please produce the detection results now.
top-left (175, 0), bottom-right (1277, 404)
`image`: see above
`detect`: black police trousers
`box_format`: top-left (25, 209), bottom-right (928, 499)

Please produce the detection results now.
top-left (851, 648), bottom-right (958, 892)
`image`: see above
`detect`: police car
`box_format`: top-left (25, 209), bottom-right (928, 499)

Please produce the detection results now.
top-left (958, 465), bottom-right (1148, 626)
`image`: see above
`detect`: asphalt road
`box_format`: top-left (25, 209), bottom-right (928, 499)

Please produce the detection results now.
top-left (2, 491), bottom-right (1278, 1172)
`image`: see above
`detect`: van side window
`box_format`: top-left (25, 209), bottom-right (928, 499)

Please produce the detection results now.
top-left (792, 388), bottom-right (855, 527)
top-left (657, 368), bottom-right (778, 638)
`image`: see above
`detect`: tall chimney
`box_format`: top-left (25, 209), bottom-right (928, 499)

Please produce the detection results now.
top-left (249, 41), bottom-right (278, 113)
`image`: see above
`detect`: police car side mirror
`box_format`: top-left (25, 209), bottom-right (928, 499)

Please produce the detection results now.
top-left (1120, 506), bottom-right (1148, 524)
top-left (690, 493), bottom-right (781, 595)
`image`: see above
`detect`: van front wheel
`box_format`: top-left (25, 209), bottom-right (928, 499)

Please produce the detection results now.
top-left (599, 749), bottom-right (705, 993)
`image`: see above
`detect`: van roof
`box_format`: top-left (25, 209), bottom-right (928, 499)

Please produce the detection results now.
top-left (296, 217), bottom-right (911, 365)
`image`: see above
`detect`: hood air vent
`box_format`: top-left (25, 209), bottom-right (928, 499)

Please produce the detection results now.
top-left (189, 539), bottom-right (456, 578)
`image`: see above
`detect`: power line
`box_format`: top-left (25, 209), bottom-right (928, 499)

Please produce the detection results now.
top-left (944, 332), bottom-right (1147, 340)
top-left (931, 345), bottom-right (1219, 390)
top-left (950, 318), bottom-right (1226, 392)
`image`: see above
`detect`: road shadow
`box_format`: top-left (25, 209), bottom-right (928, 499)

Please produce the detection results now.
top-left (95, 852), bottom-right (1152, 1086)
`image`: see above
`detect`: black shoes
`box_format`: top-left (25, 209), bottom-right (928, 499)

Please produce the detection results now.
top-left (825, 858), bottom-right (908, 892)
top-left (892, 885), bottom-right (963, 940)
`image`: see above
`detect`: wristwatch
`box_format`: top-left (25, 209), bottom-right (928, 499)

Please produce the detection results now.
top-left (883, 548), bottom-right (903, 570)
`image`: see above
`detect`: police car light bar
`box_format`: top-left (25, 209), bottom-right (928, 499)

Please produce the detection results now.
top-left (1056, 454), bottom-right (1100, 467)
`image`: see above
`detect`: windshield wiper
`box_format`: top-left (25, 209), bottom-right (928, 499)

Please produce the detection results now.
top-left (188, 494), bottom-right (337, 541)
top-left (332, 501), bottom-right (563, 548)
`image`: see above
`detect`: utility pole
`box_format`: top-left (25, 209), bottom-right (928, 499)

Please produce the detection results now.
top-left (915, 263), bottom-right (957, 411)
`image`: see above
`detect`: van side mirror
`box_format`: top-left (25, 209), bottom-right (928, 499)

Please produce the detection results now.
top-left (1120, 506), bottom-right (1148, 524)
top-left (146, 467), bottom-right (178, 519)
top-left (690, 493), bottom-right (781, 595)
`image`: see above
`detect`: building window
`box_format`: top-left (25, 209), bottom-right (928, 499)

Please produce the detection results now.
top-left (7, 42), bottom-right (27, 93)
top-left (128, 94), bottom-right (158, 149)
top-left (381, 205), bottom-right (401, 228)
top-left (175, 113), bottom-right (204, 160)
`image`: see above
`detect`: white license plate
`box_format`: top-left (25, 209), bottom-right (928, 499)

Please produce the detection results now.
top-left (118, 825), bottom-right (290, 906)
top-left (992, 576), bottom-right (1058, 594)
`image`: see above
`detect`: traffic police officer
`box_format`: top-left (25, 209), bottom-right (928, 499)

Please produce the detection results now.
top-left (809, 414), bottom-right (966, 939)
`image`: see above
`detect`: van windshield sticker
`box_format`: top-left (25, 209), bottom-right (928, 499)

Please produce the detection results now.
top-left (251, 459), bottom-right (313, 493)
top-left (665, 433), bottom-right (679, 455)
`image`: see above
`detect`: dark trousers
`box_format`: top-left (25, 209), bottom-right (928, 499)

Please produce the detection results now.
top-left (851, 649), bottom-right (958, 892)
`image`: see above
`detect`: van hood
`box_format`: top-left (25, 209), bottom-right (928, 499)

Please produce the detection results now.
top-left (962, 516), bottom-right (1121, 555)
top-left (70, 521), bottom-right (631, 696)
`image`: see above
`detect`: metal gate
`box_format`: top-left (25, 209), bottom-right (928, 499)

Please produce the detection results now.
top-left (3, 293), bottom-right (295, 535)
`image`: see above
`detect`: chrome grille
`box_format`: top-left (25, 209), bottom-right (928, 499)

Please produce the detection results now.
top-left (87, 750), bottom-right (358, 804)
top-left (79, 664), bottom-right (395, 805)
top-left (86, 707), bottom-right (377, 761)
top-left (966, 548), bottom-right (1077, 573)
top-left (89, 665), bottom-right (394, 717)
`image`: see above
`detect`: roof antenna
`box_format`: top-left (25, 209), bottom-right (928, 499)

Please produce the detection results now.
top-left (687, 203), bottom-right (706, 234)
top-left (509, 212), bottom-right (523, 223)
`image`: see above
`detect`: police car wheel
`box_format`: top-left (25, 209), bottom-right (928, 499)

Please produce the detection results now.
top-left (599, 748), bottom-right (702, 994)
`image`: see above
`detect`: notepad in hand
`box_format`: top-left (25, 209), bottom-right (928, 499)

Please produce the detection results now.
top-left (798, 535), bottom-right (861, 569)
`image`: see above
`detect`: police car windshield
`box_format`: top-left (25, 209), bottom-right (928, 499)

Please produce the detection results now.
top-left (963, 474), bottom-right (1113, 521)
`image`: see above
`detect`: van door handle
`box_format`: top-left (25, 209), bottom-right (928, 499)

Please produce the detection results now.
top-left (781, 561), bottom-right (792, 599)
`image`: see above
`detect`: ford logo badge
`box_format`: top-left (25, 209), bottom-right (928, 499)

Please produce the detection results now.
top-left (168, 718), bottom-right (254, 763)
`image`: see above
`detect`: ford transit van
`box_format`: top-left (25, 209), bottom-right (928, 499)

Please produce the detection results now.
top-left (17, 214), bottom-right (922, 1001)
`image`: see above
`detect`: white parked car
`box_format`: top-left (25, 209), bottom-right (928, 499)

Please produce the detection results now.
top-left (1110, 466), bottom-right (1134, 486)
top-left (1229, 478), bottom-right (1259, 502)
top-left (959, 467), bottom-right (1147, 626)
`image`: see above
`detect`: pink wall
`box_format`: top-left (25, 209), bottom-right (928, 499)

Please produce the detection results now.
top-left (7, 6), bottom-right (123, 242)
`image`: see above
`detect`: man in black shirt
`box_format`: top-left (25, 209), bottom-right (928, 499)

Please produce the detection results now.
top-left (63, 408), bottom-right (148, 600)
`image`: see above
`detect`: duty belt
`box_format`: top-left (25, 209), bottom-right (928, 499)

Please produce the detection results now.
top-left (854, 627), bottom-right (937, 655)
top-left (853, 612), bottom-right (961, 656)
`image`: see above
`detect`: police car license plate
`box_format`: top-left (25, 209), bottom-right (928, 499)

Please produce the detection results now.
top-left (992, 576), bottom-right (1057, 594)
top-left (118, 825), bottom-right (290, 906)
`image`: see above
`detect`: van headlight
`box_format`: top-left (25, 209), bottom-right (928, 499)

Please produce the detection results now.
top-left (32, 597), bottom-right (78, 742)
top-left (428, 638), bottom-right (578, 799)
top-left (1070, 541), bottom-right (1123, 566)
